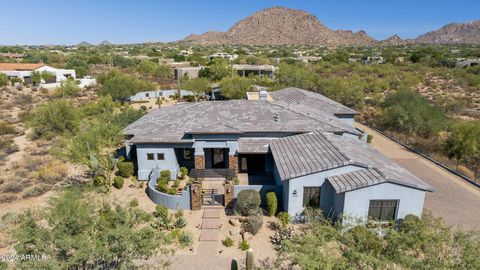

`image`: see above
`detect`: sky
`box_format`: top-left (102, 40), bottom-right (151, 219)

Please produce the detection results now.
top-left (0, 0), bottom-right (479, 45)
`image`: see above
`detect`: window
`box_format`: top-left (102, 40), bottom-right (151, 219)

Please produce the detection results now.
top-left (146, 93), bottom-right (150, 98)
top-left (183, 149), bottom-right (192, 160)
top-left (157, 153), bottom-right (165, 160)
top-left (368, 200), bottom-right (398, 221)
top-left (147, 153), bottom-right (154, 160)
top-left (303, 187), bottom-right (321, 207)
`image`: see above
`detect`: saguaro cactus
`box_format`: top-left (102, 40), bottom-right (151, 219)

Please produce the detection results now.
top-left (231, 258), bottom-right (238, 270)
top-left (246, 248), bottom-right (254, 270)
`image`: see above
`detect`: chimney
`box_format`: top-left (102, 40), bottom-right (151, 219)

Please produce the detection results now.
top-left (259, 90), bottom-right (268, 101)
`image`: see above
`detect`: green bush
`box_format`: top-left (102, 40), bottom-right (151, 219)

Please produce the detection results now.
top-left (117, 161), bottom-right (134, 177)
top-left (277, 212), bottom-right (291, 228)
top-left (367, 134), bottom-right (373, 143)
top-left (113, 176), bottom-right (124, 189)
top-left (94, 175), bottom-right (105, 187)
top-left (222, 237), bottom-right (234, 247)
top-left (160, 170), bottom-right (171, 180)
top-left (157, 177), bottom-right (168, 186)
top-left (236, 189), bottom-right (261, 216)
top-left (154, 205), bottom-right (169, 220)
top-left (173, 179), bottom-right (180, 188)
top-left (157, 184), bottom-right (169, 193)
top-left (174, 209), bottom-right (184, 218)
top-left (178, 231), bottom-right (193, 247)
top-left (243, 216), bottom-right (263, 235)
top-left (266, 192), bottom-right (278, 216)
top-left (239, 240), bottom-right (250, 251)
top-left (175, 216), bottom-right (187, 228)
top-left (167, 188), bottom-right (177, 195)
top-left (179, 167), bottom-right (188, 179)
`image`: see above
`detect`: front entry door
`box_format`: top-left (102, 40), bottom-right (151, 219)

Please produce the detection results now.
top-left (212, 148), bottom-right (226, 168)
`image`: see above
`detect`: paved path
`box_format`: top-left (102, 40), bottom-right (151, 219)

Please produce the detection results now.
top-left (169, 208), bottom-right (232, 270)
top-left (358, 124), bottom-right (480, 231)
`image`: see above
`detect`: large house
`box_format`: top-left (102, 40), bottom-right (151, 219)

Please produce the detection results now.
top-left (124, 87), bottom-right (432, 222)
top-left (0, 63), bottom-right (76, 87)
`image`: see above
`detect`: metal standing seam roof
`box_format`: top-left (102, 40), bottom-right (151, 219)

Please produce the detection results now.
top-left (327, 168), bottom-right (386, 193)
top-left (270, 131), bottom-right (433, 192)
top-left (270, 131), bottom-right (351, 180)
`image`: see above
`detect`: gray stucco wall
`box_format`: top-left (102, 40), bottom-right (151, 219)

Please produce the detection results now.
top-left (136, 144), bottom-right (184, 180)
top-left (341, 182), bottom-right (426, 224)
top-left (147, 178), bottom-right (191, 210)
top-left (286, 165), bottom-right (363, 217)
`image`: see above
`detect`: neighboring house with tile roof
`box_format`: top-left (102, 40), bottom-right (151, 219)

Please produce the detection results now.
top-left (0, 63), bottom-right (76, 87)
top-left (124, 87), bottom-right (432, 222)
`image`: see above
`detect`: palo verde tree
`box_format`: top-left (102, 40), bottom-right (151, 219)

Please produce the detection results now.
top-left (180, 77), bottom-right (211, 101)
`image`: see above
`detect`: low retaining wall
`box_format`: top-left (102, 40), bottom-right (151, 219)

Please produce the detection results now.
top-left (146, 178), bottom-right (191, 210)
top-left (234, 185), bottom-right (282, 206)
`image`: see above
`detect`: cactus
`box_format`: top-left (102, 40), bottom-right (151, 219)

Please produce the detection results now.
top-left (246, 248), bottom-right (254, 270)
top-left (231, 258), bottom-right (238, 270)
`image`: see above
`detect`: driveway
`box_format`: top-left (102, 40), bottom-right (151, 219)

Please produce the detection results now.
top-left (357, 124), bottom-right (480, 231)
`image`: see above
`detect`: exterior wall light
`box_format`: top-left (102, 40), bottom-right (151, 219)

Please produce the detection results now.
top-left (292, 189), bottom-right (297, 196)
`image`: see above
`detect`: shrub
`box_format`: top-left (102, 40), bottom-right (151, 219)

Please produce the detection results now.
top-left (94, 175), bottom-right (105, 187)
top-left (154, 205), bottom-right (169, 221)
top-left (113, 176), bottom-right (124, 189)
top-left (266, 192), bottom-right (278, 216)
top-left (277, 212), bottom-right (291, 228)
top-left (179, 167), bottom-right (188, 179)
top-left (367, 134), bottom-right (373, 143)
top-left (243, 216), bottom-right (263, 235)
top-left (157, 177), bottom-right (168, 186)
top-left (27, 99), bottom-right (79, 139)
top-left (222, 237), bottom-right (234, 247)
top-left (175, 216), bottom-right (187, 228)
top-left (173, 179), bottom-right (180, 188)
top-left (236, 189), bottom-right (261, 216)
top-left (0, 182), bottom-right (24, 193)
top-left (117, 161), bottom-right (134, 178)
top-left (128, 198), bottom-right (139, 207)
top-left (167, 188), bottom-right (177, 195)
top-left (160, 170), bottom-right (171, 180)
top-left (178, 231), bottom-right (193, 247)
top-left (0, 121), bottom-right (16, 135)
top-left (0, 194), bottom-right (17, 203)
top-left (174, 209), bottom-right (184, 218)
top-left (37, 160), bottom-right (68, 184)
top-left (239, 240), bottom-right (250, 251)
top-left (22, 184), bottom-right (51, 198)
top-left (157, 184), bottom-right (169, 193)
top-left (233, 177), bottom-right (239, 185)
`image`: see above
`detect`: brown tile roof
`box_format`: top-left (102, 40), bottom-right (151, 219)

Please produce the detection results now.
top-left (0, 63), bottom-right (45, 71)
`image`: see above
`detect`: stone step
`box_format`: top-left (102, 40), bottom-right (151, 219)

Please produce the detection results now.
top-left (199, 229), bottom-right (219, 242)
top-left (203, 208), bottom-right (222, 219)
top-left (201, 219), bottom-right (222, 229)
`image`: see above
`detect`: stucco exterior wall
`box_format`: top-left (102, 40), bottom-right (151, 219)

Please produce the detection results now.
top-left (341, 182), bottom-right (426, 223)
top-left (136, 144), bottom-right (182, 180)
top-left (286, 165), bottom-right (363, 217)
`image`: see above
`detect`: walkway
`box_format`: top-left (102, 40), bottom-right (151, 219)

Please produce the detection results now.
top-left (357, 124), bottom-right (480, 231)
top-left (169, 208), bottom-right (232, 270)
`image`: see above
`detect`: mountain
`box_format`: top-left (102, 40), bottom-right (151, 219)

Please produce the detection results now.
top-left (182, 6), bottom-right (376, 46)
top-left (415, 20), bottom-right (480, 44)
top-left (99, 40), bottom-right (112, 46)
top-left (77, 41), bottom-right (93, 47)
top-left (381, 34), bottom-right (409, 45)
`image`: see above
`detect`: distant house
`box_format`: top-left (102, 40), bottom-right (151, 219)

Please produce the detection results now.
top-left (233, 64), bottom-right (275, 78)
top-left (208, 53), bottom-right (238, 61)
top-left (0, 53), bottom-right (25, 60)
top-left (128, 89), bottom-right (194, 101)
top-left (174, 66), bottom-right (203, 80)
top-left (456, 58), bottom-right (480, 68)
top-left (124, 87), bottom-right (432, 222)
top-left (362, 56), bottom-right (385, 65)
top-left (0, 63), bottom-right (76, 87)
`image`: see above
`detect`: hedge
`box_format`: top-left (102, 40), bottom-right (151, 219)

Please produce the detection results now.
top-left (266, 192), bottom-right (278, 216)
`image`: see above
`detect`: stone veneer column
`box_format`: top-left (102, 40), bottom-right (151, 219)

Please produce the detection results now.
top-left (224, 181), bottom-right (235, 208)
top-left (195, 155), bottom-right (205, 169)
top-left (190, 181), bottom-right (202, 211)
top-left (228, 155), bottom-right (238, 178)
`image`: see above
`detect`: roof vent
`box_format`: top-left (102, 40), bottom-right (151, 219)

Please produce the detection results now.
top-left (273, 113), bottom-right (280, 122)
top-left (259, 90), bottom-right (268, 101)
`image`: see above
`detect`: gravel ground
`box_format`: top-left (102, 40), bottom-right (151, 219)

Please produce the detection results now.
top-left (358, 124), bottom-right (480, 231)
